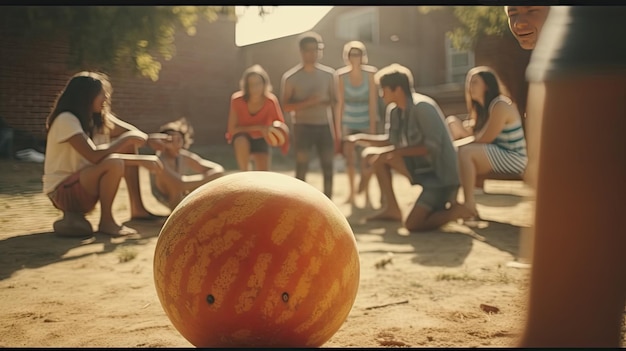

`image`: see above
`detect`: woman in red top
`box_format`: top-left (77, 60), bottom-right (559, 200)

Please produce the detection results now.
top-left (226, 64), bottom-right (287, 171)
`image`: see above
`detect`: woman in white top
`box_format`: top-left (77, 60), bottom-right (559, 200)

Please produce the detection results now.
top-left (43, 72), bottom-right (163, 237)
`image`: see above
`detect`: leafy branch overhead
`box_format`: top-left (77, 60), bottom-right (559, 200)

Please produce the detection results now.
top-left (1, 6), bottom-right (265, 81)
top-left (418, 6), bottom-right (509, 51)
top-left (3, 6), bottom-right (504, 80)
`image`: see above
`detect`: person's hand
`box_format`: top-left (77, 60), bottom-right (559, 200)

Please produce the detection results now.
top-left (334, 136), bottom-right (343, 155)
top-left (383, 149), bottom-right (396, 161)
top-left (346, 134), bottom-right (360, 144)
top-left (149, 133), bottom-right (172, 143)
top-left (124, 131), bottom-right (148, 148)
top-left (362, 145), bottom-right (394, 166)
top-left (307, 94), bottom-right (321, 106)
top-left (261, 126), bottom-right (270, 139)
top-left (129, 136), bottom-right (147, 148)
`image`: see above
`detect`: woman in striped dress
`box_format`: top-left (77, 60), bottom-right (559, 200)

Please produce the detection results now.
top-left (456, 66), bottom-right (528, 220)
top-left (335, 41), bottom-right (379, 206)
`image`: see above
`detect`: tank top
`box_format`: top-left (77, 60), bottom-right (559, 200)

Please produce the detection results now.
top-left (342, 70), bottom-right (370, 131)
top-left (488, 96), bottom-right (527, 156)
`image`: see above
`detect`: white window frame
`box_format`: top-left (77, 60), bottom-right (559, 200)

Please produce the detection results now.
top-left (336, 7), bottom-right (380, 44)
top-left (445, 36), bottom-right (475, 84)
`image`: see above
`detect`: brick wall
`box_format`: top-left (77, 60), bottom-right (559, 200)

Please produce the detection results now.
top-left (238, 6), bottom-right (465, 119)
top-left (0, 16), bottom-right (240, 146)
top-left (0, 9), bottom-right (531, 148)
top-left (475, 32), bottom-right (532, 118)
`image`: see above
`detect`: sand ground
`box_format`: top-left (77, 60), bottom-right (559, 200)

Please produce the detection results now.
top-left (0, 157), bottom-right (623, 347)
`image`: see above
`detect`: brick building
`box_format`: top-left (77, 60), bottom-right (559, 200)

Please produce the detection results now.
top-left (0, 6), bottom-right (530, 149)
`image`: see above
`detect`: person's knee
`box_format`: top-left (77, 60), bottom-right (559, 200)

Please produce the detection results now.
top-left (446, 115), bottom-right (460, 125)
top-left (295, 151), bottom-right (309, 164)
top-left (213, 164), bottom-right (225, 175)
top-left (361, 146), bottom-right (378, 158)
top-left (404, 205), bottom-right (430, 232)
top-left (404, 213), bottom-right (424, 231)
top-left (371, 155), bottom-right (389, 170)
top-left (115, 141), bottom-right (137, 154)
top-left (458, 145), bottom-right (474, 163)
top-left (233, 135), bottom-right (249, 147)
top-left (101, 157), bottom-right (125, 176)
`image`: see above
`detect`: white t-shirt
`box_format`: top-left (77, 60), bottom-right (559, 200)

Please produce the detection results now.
top-left (42, 112), bottom-right (95, 195)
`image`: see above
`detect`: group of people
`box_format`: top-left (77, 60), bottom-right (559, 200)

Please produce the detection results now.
top-left (223, 5), bottom-right (626, 346)
top-left (227, 35), bottom-right (380, 205)
top-left (225, 30), bottom-right (529, 232)
top-left (40, 4), bottom-right (625, 346)
top-left (39, 11), bottom-right (544, 236)
top-left (42, 71), bottom-right (225, 237)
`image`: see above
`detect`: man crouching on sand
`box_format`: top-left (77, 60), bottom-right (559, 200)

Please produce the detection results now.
top-left (346, 64), bottom-right (469, 232)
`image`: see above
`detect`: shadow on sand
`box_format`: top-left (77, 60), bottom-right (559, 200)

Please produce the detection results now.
top-left (346, 205), bottom-right (523, 268)
top-left (0, 219), bottom-right (164, 281)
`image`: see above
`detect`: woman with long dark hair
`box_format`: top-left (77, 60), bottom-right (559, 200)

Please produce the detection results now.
top-left (455, 66), bottom-right (528, 220)
top-left (43, 71), bottom-right (163, 237)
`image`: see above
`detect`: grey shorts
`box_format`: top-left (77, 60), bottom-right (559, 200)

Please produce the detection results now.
top-left (415, 185), bottom-right (459, 212)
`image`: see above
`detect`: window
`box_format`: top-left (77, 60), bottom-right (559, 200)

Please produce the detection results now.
top-left (445, 36), bottom-right (475, 84)
top-left (336, 7), bottom-right (379, 44)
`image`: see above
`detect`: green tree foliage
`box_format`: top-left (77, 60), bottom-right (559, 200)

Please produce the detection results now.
top-left (418, 6), bottom-right (509, 50)
top-left (1, 6), bottom-right (239, 81)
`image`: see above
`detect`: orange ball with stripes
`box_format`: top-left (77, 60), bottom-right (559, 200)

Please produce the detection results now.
top-left (264, 120), bottom-right (289, 147)
top-left (153, 171), bottom-right (360, 347)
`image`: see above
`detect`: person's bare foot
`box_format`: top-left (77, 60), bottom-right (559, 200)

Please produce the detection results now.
top-left (366, 207), bottom-right (402, 222)
top-left (450, 203), bottom-right (477, 221)
top-left (343, 194), bottom-right (356, 205)
top-left (98, 222), bottom-right (138, 237)
top-left (463, 202), bottom-right (480, 219)
top-left (130, 209), bottom-right (168, 221)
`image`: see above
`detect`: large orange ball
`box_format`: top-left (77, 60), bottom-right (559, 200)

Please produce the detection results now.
top-left (153, 171), bottom-right (360, 347)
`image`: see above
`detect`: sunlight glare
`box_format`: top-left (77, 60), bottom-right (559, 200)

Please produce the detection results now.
top-left (235, 6), bottom-right (334, 47)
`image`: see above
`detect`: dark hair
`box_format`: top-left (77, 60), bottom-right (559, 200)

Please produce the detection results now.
top-left (298, 31), bottom-right (323, 50)
top-left (374, 64), bottom-right (415, 98)
top-left (46, 71), bottom-right (113, 137)
top-left (239, 64), bottom-right (273, 101)
top-left (159, 117), bottom-right (194, 149)
top-left (465, 66), bottom-right (502, 132)
top-left (342, 40), bottom-right (369, 65)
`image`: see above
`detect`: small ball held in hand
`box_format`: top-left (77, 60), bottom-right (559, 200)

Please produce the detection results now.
top-left (265, 120), bottom-right (289, 147)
